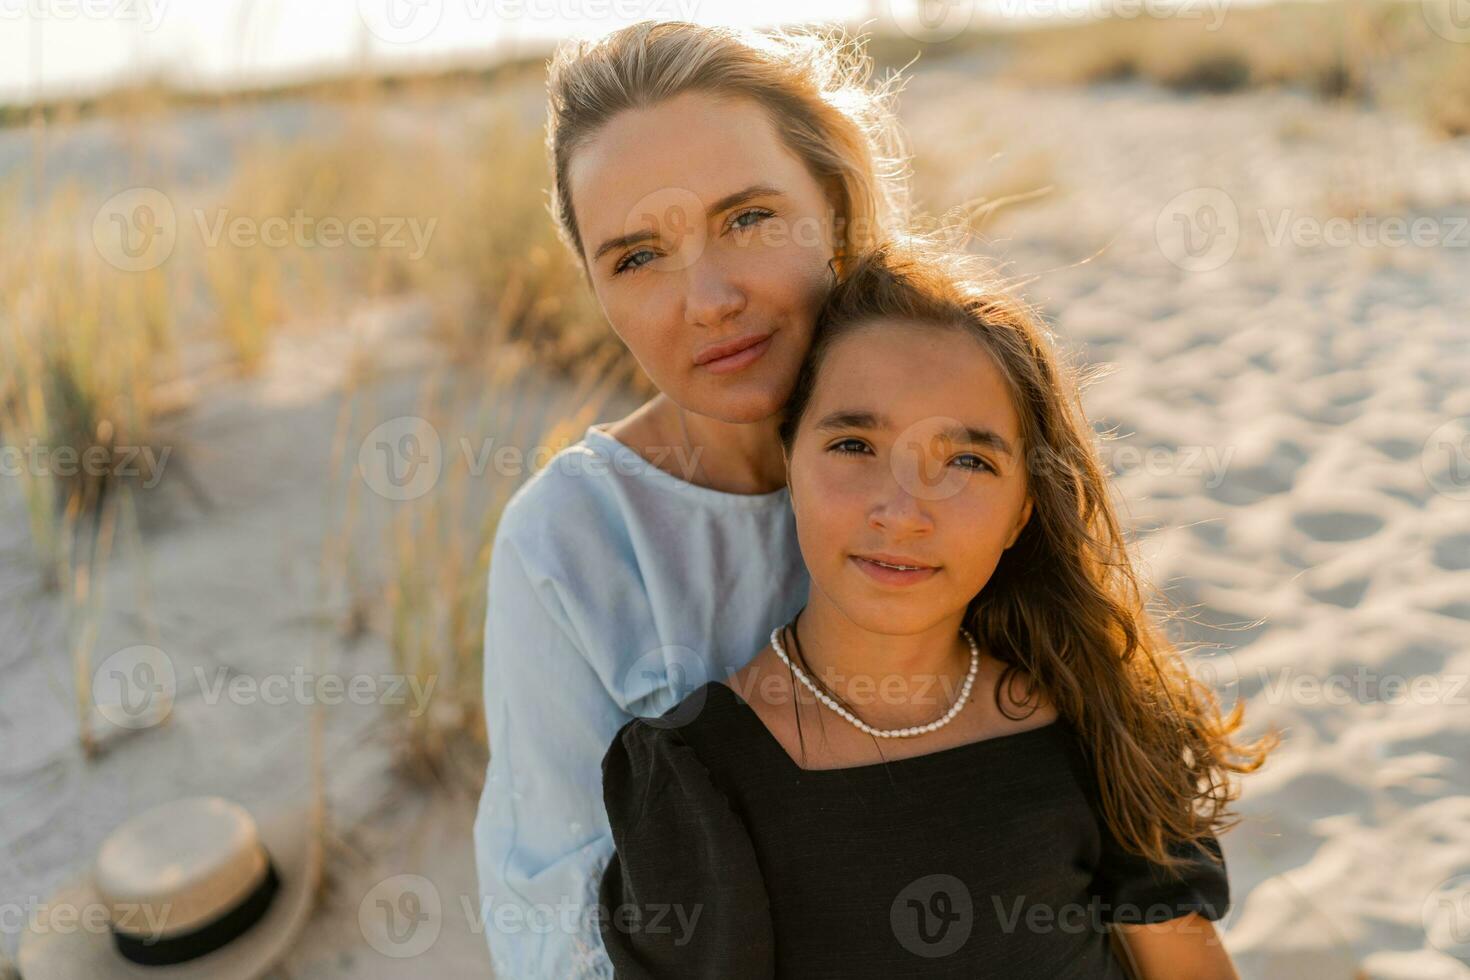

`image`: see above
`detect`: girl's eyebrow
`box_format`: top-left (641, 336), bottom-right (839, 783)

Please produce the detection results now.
top-left (814, 409), bottom-right (1016, 459)
top-left (590, 183), bottom-right (785, 263)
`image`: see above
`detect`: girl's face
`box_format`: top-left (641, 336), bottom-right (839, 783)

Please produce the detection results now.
top-left (567, 91), bottom-right (838, 424)
top-left (785, 321), bottom-right (1034, 636)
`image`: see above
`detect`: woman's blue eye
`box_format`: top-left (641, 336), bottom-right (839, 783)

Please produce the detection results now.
top-left (613, 249), bottom-right (656, 275)
top-left (615, 209), bottom-right (771, 274)
top-left (730, 208), bottom-right (774, 231)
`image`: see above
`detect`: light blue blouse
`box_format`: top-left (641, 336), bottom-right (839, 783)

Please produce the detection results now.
top-left (473, 422), bottom-right (810, 978)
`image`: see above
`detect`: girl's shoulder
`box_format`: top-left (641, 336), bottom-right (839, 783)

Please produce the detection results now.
top-left (603, 681), bottom-right (750, 782)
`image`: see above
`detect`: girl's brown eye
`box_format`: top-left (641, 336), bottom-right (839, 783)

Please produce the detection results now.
top-left (955, 454), bottom-right (996, 474)
top-left (829, 438), bottom-right (870, 455)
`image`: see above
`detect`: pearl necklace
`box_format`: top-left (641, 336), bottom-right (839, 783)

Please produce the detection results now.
top-left (768, 622), bottom-right (981, 739)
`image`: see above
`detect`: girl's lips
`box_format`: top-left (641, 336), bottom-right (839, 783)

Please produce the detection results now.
top-left (850, 555), bottom-right (940, 587)
top-left (698, 334), bottom-right (772, 375)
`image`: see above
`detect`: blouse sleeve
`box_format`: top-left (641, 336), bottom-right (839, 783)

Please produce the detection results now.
top-left (1091, 823), bottom-right (1231, 926)
top-left (597, 717), bottom-right (776, 979)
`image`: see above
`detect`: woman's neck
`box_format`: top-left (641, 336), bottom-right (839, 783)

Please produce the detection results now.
top-left (656, 394), bottom-right (789, 495)
top-left (789, 596), bottom-right (975, 729)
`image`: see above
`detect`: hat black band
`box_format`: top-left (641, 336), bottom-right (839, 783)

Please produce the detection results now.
top-left (112, 858), bottom-right (281, 967)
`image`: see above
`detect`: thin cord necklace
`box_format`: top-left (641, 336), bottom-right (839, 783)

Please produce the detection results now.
top-left (769, 614), bottom-right (981, 739)
top-left (676, 405), bottom-right (702, 487)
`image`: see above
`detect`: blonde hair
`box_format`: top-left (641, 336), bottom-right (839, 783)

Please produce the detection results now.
top-left (545, 20), bottom-right (912, 266)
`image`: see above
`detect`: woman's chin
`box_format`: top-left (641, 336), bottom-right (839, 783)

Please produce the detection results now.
top-left (681, 379), bottom-right (796, 426)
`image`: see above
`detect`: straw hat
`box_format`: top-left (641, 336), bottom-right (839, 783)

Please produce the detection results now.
top-left (17, 796), bottom-right (322, 980)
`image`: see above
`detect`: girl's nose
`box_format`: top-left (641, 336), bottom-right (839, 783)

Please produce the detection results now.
top-left (868, 481), bottom-right (935, 536)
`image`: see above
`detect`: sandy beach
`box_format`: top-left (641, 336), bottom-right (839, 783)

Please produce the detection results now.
top-left (3, 26), bottom-right (1469, 979)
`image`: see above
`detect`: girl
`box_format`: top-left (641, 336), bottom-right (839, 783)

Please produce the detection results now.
top-left (597, 242), bottom-right (1279, 979)
top-left (473, 21), bottom-right (910, 978)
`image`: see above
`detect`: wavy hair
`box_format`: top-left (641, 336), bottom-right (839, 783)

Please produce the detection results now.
top-left (778, 240), bottom-right (1280, 872)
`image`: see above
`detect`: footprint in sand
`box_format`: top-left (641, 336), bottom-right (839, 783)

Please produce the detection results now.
top-left (1206, 440), bottom-right (1310, 507)
top-left (1430, 599), bottom-right (1470, 621)
top-left (1430, 532), bottom-right (1470, 572)
top-left (1292, 509), bottom-right (1386, 543)
top-left (1371, 436), bottom-right (1421, 462)
top-left (1304, 575), bottom-right (1372, 609)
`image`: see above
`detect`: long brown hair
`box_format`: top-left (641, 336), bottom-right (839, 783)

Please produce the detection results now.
top-left (778, 240), bottom-right (1280, 872)
top-left (545, 20), bottom-right (912, 266)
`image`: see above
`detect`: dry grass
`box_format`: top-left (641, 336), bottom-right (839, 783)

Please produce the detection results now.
top-left (1008, 0), bottom-right (1470, 137)
top-left (0, 185), bottom-right (175, 753)
top-left (0, 79), bottom-right (649, 759)
top-left (0, 188), bottom-right (175, 589)
top-left (911, 137), bottom-right (1057, 237)
top-left (181, 97), bottom-right (647, 390)
top-left (359, 336), bottom-right (636, 780)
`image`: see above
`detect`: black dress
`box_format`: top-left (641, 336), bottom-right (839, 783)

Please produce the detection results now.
top-left (597, 681), bottom-right (1230, 979)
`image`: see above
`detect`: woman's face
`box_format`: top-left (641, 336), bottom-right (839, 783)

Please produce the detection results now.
top-left (567, 91), bottom-right (838, 424)
top-left (785, 321), bottom-right (1034, 636)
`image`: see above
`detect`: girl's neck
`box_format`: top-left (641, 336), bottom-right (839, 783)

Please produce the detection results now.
top-left (788, 597), bottom-right (975, 729)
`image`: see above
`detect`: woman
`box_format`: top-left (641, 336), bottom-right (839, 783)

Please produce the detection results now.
top-left (472, 21), bottom-right (910, 978)
top-left (596, 242), bottom-right (1276, 978)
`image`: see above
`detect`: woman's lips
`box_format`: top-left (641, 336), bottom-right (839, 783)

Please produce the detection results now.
top-left (695, 334), bottom-right (773, 375)
top-left (850, 555), bottom-right (940, 587)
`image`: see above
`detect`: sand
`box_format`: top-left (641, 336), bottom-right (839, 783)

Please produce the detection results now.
top-left (3, 50), bottom-right (1468, 980)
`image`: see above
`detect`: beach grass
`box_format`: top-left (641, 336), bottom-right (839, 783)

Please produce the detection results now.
top-left (1007, 0), bottom-right (1470, 137)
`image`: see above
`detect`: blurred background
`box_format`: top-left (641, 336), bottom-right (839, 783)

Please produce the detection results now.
top-left (1, 1), bottom-right (1468, 977)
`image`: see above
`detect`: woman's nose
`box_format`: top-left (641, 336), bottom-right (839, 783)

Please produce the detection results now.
top-left (683, 259), bottom-right (746, 328)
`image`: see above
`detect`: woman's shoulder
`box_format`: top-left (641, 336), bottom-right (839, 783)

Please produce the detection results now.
top-left (494, 427), bottom-right (619, 538)
top-left (489, 422), bottom-right (653, 582)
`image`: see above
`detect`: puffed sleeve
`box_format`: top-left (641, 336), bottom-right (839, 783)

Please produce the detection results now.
top-left (1091, 823), bottom-right (1231, 926)
top-left (597, 718), bottom-right (776, 979)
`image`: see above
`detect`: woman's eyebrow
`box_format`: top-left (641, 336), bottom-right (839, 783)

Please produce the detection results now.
top-left (814, 409), bottom-right (1015, 459)
top-left (590, 183), bottom-right (785, 263)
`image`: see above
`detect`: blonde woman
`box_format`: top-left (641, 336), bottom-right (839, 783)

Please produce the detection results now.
top-left (473, 21), bottom-right (910, 978)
